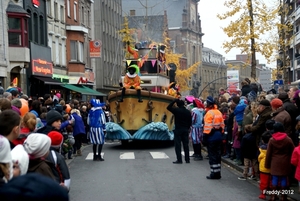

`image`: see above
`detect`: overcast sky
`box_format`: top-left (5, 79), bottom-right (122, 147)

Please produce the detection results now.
top-left (198, 1), bottom-right (274, 67)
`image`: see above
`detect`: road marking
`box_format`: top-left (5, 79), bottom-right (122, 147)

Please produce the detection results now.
top-left (150, 152), bottom-right (169, 159)
top-left (181, 151), bottom-right (194, 156)
top-left (120, 152), bottom-right (135, 159)
top-left (86, 153), bottom-right (104, 160)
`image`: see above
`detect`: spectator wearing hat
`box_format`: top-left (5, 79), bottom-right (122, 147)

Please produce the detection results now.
top-left (37, 110), bottom-right (72, 135)
top-left (23, 133), bottom-right (55, 180)
top-left (248, 100), bottom-right (273, 147)
top-left (47, 131), bottom-right (70, 191)
top-left (270, 98), bottom-right (292, 137)
top-left (11, 145), bottom-right (29, 177)
top-left (190, 99), bottom-right (205, 161)
top-left (0, 109), bottom-right (22, 149)
top-left (0, 135), bottom-right (13, 186)
top-left (265, 122), bottom-right (294, 201)
top-left (167, 98), bottom-right (192, 164)
top-left (0, 173), bottom-right (69, 201)
top-left (278, 92), bottom-right (299, 145)
top-left (203, 96), bottom-right (225, 179)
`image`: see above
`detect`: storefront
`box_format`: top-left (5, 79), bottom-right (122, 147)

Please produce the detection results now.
top-left (61, 84), bottom-right (106, 102)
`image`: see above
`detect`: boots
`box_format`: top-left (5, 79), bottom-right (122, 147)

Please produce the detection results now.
top-left (118, 88), bottom-right (126, 102)
top-left (258, 191), bottom-right (266, 200)
top-left (76, 149), bottom-right (82, 156)
top-left (97, 144), bottom-right (104, 161)
top-left (137, 89), bottom-right (143, 102)
top-left (194, 144), bottom-right (203, 161)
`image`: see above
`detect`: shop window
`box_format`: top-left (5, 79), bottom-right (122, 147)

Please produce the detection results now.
top-left (7, 16), bottom-right (28, 47)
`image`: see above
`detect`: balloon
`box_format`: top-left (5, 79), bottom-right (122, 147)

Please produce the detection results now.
top-left (65, 104), bottom-right (71, 114)
top-left (19, 98), bottom-right (29, 117)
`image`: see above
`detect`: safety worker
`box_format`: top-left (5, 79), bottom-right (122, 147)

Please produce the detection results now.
top-left (203, 96), bottom-right (225, 179)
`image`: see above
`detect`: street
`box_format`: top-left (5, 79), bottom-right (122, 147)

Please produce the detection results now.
top-left (69, 141), bottom-right (264, 201)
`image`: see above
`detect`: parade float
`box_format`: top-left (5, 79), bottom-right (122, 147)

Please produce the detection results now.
top-left (106, 43), bottom-right (177, 144)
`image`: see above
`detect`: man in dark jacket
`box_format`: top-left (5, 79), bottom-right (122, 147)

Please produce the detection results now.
top-left (249, 100), bottom-right (273, 146)
top-left (278, 92), bottom-right (299, 145)
top-left (241, 80), bottom-right (251, 97)
top-left (167, 99), bottom-right (192, 164)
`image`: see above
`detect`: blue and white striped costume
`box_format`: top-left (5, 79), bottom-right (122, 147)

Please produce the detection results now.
top-left (190, 107), bottom-right (204, 144)
top-left (87, 100), bottom-right (106, 145)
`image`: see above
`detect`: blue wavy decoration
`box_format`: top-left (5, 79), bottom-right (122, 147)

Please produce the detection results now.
top-left (132, 122), bottom-right (174, 140)
top-left (105, 122), bottom-right (133, 140)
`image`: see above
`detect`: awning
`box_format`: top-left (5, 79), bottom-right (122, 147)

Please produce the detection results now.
top-left (34, 76), bottom-right (62, 85)
top-left (81, 86), bottom-right (107, 96)
top-left (61, 84), bottom-right (107, 96)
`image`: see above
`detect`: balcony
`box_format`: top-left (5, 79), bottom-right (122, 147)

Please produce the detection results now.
top-left (9, 47), bottom-right (30, 62)
top-left (66, 25), bottom-right (88, 34)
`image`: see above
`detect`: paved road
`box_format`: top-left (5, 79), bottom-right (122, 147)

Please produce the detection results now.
top-left (68, 141), bottom-right (271, 201)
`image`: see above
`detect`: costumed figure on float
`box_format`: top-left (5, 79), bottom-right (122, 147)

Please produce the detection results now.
top-left (168, 82), bottom-right (181, 98)
top-left (118, 64), bottom-right (143, 103)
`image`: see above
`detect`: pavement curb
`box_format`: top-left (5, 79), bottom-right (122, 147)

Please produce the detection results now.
top-left (66, 144), bottom-right (91, 166)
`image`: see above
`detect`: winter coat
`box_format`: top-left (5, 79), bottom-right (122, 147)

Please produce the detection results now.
top-left (250, 106), bottom-right (272, 146)
top-left (258, 144), bottom-right (270, 173)
top-left (232, 119), bottom-right (241, 149)
top-left (12, 127), bottom-right (31, 146)
top-left (71, 112), bottom-right (85, 136)
top-left (27, 159), bottom-right (56, 181)
top-left (234, 99), bottom-right (247, 123)
top-left (271, 107), bottom-right (292, 137)
top-left (46, 148), bottom-right (71, 190)
top-left (291, 145), bottom-right (300, 181)
top-left (241, 84), bottom-right (252, 97)
top-left (241, 132), bottom-right (257, 159)
top-left (265, 132), bottom-right (295, 176)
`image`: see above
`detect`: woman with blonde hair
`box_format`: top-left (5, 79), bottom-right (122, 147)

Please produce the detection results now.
top-left (12, 112), bottom-right (36, 146)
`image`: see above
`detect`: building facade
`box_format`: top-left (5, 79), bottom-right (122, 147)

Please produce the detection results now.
top-left (93, 0), bottom-right (123, 94)
top-left (200, 47), bottom-right (227, 98)
top-left (122, 0), bottom-right (203, 97)
top-left (2, 0), bottom-right (30, 94)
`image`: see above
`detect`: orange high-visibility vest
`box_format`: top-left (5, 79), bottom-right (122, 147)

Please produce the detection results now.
top-left (203, 107), bottom-right (225, 134)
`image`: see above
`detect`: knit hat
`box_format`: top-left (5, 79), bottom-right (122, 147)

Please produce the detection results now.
top-left (273, 122), bottom-right (285, 133)
top-left (278, 92), bottom-right (289, 101)
top-left (206, 96), bottom-right (215, 105)
top-left (46, 110), bottom-right (63, 125)
top-left (270, 98), bottom-right (283, 109)
top-left (23, 134), bottom-right (51, 159)
top-left (48, 131), bottom-right (63, 148)
top-left (11, 145), bottom-right (29, 175)
top-left (11, 99), bottom-right (22, 109)
top-left (0, 173), bottom-right (69, 201)
top-left (0, 135), bottom-right (12, 163)
top-left (259, 99), bottom-right (271, 107)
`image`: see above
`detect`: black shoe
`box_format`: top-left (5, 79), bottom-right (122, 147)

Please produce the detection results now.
top-left (194, 156), bottom-right (203, 161)
top-left (118, 99), bottom-right (123, 102)
top-left (186, 161), bottom-right (190, 163)
top-left (138, 99), bottom-right (143, 103)
top-left (93, 155), bottom-right (97, 161)
top-left (206, 175), bottom-right (221, 180)
top-left (98, 156), bottom-right (104, 161)
top-left (173, 160), bottom-right (182, 164)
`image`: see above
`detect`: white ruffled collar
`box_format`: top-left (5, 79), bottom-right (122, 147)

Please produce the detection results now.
top-left (126, 72), bottom-right (137, 78)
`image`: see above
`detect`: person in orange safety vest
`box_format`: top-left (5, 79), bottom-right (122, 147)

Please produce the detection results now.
top-left (203, 96), bottom-right (225, 180)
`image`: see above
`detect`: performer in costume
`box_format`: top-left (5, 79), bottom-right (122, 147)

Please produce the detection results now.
top-left (87, 99), bottom-right (106, 161)
top-left (127, 41), bottom-right (139, 59)
top-left (157, 44), bottom-right (166, 71)
top-left (168, 82), bottom-right (180, 98)
top-left (118, 65), bottom-right (143, 103)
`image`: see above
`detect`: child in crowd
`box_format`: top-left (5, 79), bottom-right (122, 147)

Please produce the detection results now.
top-left (291, 132), bottom-right (300, 193)
top-left (258, 133), bottom-right (272, 200)
top-left (238, 125), bottom-right (258, 181)
top-left (265, 122), bottom-right (295, 201)
top-left (23, 133), bottom-right (56, 180)
top-left (234, 98), bottom-right (247, 133)
top-left (0, 109), bottom-right (22, 149)
top-left (13, 112), bottom-right (37, 145)
top-left (47, 131), bottom-right (71, 191)
top-left (11, 145), bottom-right (29, 177)
top-left (0, 135), bottom-right (13, 186)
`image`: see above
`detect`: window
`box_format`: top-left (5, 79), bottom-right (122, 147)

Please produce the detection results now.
top-left (70, 40), bottom-right (84, 62)
top-left (39, 16), bottom-right (45, 45)
top-left (54, 2), bottom-right (58, 20)
top-left (130, 10), bottom-right (135, 16)
top-left (60, 5), bottom-right (64, 22)
top-left (46, 0), bottom-right (51, 16)
top-left (87, 10), bottom-right (90, 27)
top-left (55, 37), bottom-right (59, 64)
top-left (61, 39), bottom-right (66, 66)
top-left (7, 16), bottom-right (28, 47)
top-left (74, 2), bottom-right (77, 21)
top-left (67, 0), bottom-right (70, 17)
top-left (81, 6), bottom-right (84, 24)
top-left (33, 13), bottom-right (38, 43)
